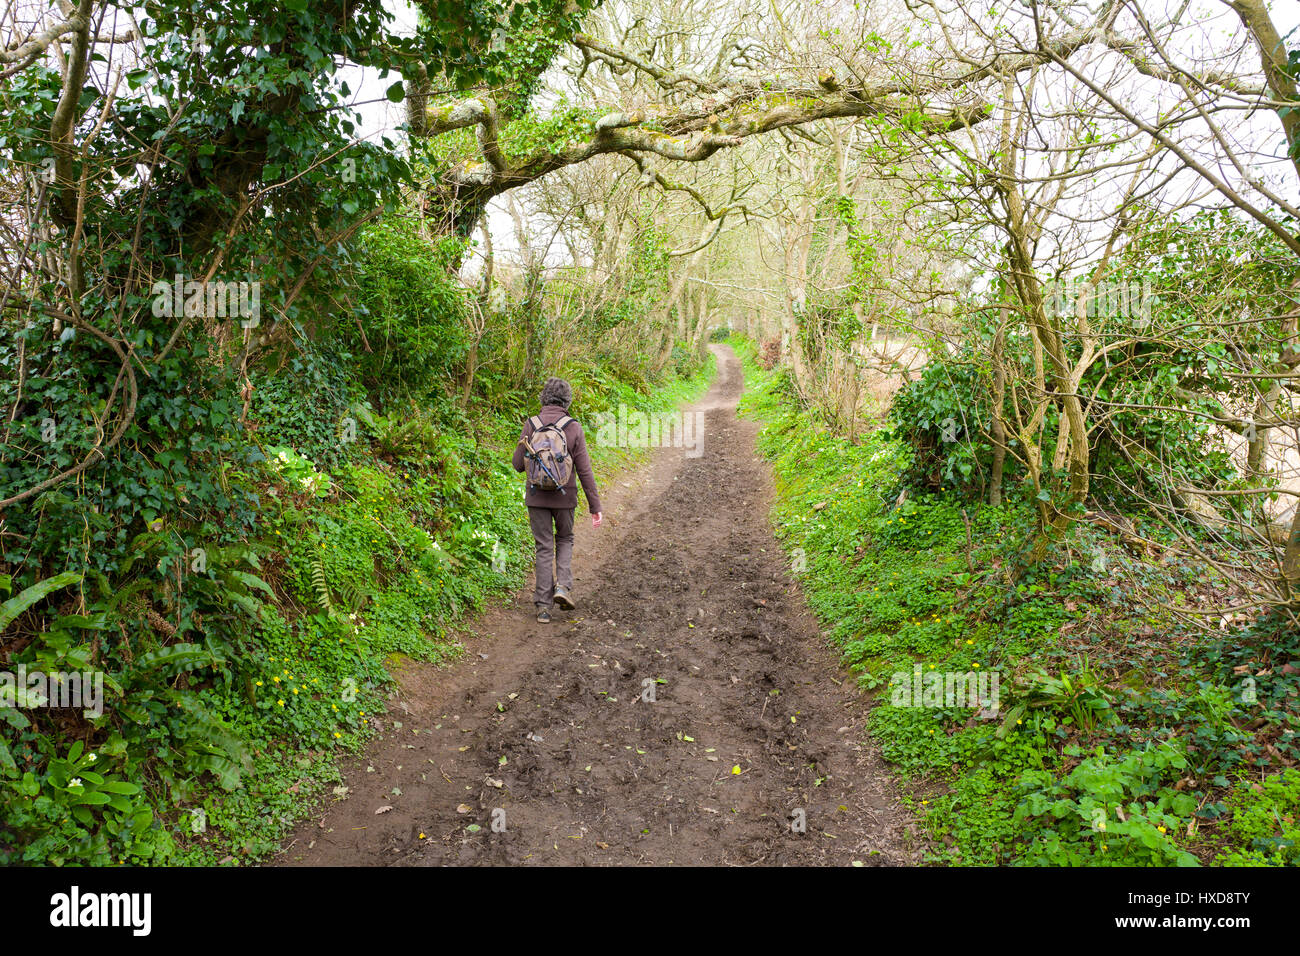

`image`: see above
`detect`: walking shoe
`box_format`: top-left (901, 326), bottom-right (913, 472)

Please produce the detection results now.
top-left (554, 587), bottom-right (575, 611)
top-left (536, 607), bottom-right (551, 623)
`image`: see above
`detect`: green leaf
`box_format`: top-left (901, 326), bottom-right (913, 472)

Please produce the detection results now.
top-left (98, 780), bottom-right (142, 795)
top-left (386, 81), bottom-right (405, 102)
top-left (0, 571), bottom-right (82, 633)
top-left (130, 644), bottom-right (209, 673)
top-left (188, 753), bottom-right (243, 790)
top-left (116, 700), bottom-right (154, 724)
top-left (50, 613), bottom-right (110, 632)
top-left (106, 795), bottom-right (133, 813)
top-left (227, 570), bottom-right (274, 597)
top-left (230, 592), bottom-right (263, 621)
top-left (0, 738), bottom-right (16, 775)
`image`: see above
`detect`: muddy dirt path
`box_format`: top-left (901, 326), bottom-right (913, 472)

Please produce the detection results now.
top-left (276, 345), bottom-right (915, 866)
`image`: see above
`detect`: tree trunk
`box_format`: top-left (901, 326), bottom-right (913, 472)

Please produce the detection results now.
top-left (989, 309), bottom-right (1008, 507)
top-left (1245, 381), bottom-right (1280, 477)
top-left (1283, 505), bottom-right (1300, 599)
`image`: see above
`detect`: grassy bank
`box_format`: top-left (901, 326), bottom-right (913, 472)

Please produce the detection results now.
top-left (730, 335), bottom-right (1300, 867)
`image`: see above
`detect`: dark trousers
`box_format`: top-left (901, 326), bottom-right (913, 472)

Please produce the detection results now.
top-left (528, 506), bottom-right (574, 607)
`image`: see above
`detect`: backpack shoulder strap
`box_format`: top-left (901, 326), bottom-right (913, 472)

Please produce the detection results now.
top-left (554, 415), bottom-right (574, 433)
top-left (528, 415), bottom-right (543, 432)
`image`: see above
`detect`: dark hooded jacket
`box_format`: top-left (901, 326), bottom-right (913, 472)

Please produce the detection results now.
top-left (512, 404), bottom-right (602, 513)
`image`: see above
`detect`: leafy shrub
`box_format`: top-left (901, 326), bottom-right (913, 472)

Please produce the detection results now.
top-left (1013, 741), bottom-right (1200, 866)
top-left (887, 359), bottom-right (996, 496)
top-left (998, 666), bottom-right (1116, 737)
top-left (344, 224), bottom-right (469, 397)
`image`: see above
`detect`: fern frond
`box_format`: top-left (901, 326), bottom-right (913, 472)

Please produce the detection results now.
top-left (310, 556), bottom-right (333, 614)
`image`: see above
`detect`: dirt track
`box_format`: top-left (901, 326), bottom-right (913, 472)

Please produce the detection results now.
top-left (275, 344), bottom-right (914, 866)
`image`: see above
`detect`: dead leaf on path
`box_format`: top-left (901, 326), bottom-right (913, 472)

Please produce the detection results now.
top-left (457, 804), bottom-right (473, 814)
top-left (374, 806), bottom-right (393, 815)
